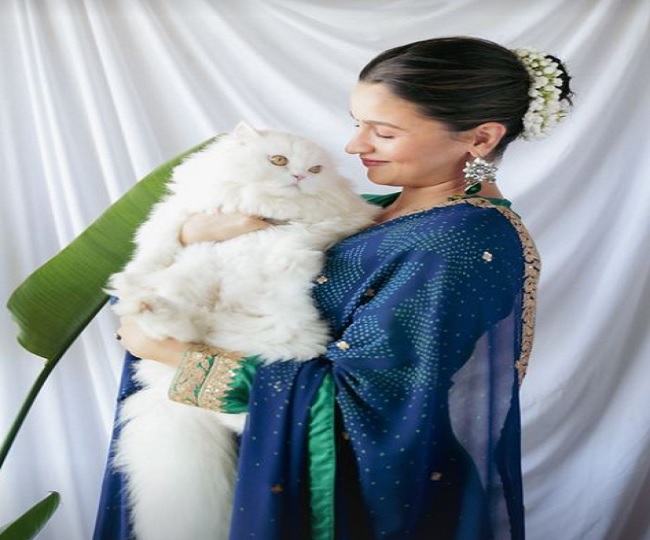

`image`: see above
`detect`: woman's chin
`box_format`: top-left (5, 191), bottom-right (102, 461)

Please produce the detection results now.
top-left (366, 170), bottom-right (396, 186)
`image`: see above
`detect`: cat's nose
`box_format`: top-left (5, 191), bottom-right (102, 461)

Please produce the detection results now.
top-left (293, 174), bottom-right (306, 182)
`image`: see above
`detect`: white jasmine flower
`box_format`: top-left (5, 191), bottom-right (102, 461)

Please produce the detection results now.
top-left (513, 47), bottom-right (570, 140)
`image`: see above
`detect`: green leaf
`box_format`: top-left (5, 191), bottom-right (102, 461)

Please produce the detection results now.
top-left (0, 362), bottom-right (56, 469)
top-left (5, 137), bottom-right (216, 364)
top-left (0, 492), bottom-right (60, 540)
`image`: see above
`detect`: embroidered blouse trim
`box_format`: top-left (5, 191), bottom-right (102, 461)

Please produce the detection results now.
top-left (168, 344), bottom-right (243, 411)
top-left (460, 197), bottom-right (541, 384)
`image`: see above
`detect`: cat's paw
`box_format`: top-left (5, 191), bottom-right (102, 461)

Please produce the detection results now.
top-left (106, 273), bottom-right (156, 315)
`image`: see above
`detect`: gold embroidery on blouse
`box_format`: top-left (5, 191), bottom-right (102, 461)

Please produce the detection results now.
top-left (168, 344), bottom-right (243, 410)
top-left (197, 349), bottom-right (243, 411)
top-left (168, 345), bottom-right (214, 406)
top-left (462, 198), bottom-right (541, 385)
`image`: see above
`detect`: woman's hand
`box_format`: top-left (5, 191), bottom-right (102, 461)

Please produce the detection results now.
top-left (180, 211), bottom-right (272, 245)
top-left (116, 316), bottom-right (188, 368)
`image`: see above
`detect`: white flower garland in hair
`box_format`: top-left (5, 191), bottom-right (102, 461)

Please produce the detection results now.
top-left (514, 47), bottom-right (570, 140)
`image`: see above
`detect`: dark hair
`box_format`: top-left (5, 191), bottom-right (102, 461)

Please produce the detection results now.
top-left (359, 36), bottom-right (574, 156)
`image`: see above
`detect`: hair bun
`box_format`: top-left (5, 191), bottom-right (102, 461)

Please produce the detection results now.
top-left (544, 54), bottom-right (574, 103)
top-left (513, 47), bottom-right (574, 140)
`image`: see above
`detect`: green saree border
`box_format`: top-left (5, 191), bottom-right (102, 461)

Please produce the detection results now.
top-left (308, 372), bottom-right (336, 540)
top-left (220, 356), bottom-right (261, 414)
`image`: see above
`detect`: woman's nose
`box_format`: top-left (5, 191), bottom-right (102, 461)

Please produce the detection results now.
top-left (345, 129), bottom-right (373, 155)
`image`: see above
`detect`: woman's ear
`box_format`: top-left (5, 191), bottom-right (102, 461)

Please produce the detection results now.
top-left (469, 122), bottom-right (507, 157)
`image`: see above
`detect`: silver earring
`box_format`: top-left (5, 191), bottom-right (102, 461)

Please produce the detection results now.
top-left (463, 157), bottom-right (497, 195)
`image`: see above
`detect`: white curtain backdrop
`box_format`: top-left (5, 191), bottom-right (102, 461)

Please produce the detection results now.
top-left (1, 1), bottom-right (649, 539)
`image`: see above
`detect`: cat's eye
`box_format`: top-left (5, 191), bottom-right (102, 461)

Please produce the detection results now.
top-left (269, 155), bottom-right (289, 166)
top-left (308, 165), bottom-right (322, 174)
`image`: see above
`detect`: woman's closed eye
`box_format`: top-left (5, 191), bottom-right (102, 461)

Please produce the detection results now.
top-left (351, 123), bottom-right (394, 139)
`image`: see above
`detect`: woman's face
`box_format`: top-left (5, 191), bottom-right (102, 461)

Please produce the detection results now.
top-left (345, 82), bottom-right (472, 189)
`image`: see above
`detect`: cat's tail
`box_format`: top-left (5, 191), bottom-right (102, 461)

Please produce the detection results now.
top-left (114, 362), bottom-right (236, 540)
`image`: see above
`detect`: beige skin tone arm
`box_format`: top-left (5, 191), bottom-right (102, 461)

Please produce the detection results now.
top-left (116, 212), bottom-right (271, 366)
top-left (116, 316), bottom-right (187, 367)
top-left (180, 211), bottom-right (272, 244)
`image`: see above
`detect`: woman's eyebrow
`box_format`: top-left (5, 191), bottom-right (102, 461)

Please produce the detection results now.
top-left (349, 113), bottom-right (405, 130)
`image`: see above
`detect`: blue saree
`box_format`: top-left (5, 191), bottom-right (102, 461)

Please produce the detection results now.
top-left (94, 196), bottom-right (539, 540)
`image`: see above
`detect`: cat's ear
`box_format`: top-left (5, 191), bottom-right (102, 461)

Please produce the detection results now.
top-left (232, 121), bottom-right (260, 139)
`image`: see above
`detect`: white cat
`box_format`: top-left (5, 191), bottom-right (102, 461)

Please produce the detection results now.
top-left (107, 122), bottom-right (379, 540)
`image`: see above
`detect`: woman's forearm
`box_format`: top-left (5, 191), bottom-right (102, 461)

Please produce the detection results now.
top-left (117, 316), bottom-right (187, 367)
top-left (179, 212), bottom-right (271, 245)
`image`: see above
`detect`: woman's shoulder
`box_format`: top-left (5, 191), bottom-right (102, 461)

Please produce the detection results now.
top-left (416, 198), bottom-right (524, 241)
top-left (453, 197), bottom-right (535, 252)
top-left (352, 196), bottom-right (535, 269)
top-left (394, 198), bottom-right (533, 268)
top-left (439, 198), bottom-right (538, 272)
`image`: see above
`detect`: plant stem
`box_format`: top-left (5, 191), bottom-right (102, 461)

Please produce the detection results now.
top-left (0, 360), bottom-right (58, 469)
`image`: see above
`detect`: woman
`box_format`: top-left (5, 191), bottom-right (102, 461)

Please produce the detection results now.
top-left (96, 36), bottom-right (573, 539)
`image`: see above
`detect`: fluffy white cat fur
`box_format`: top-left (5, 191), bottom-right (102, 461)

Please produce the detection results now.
top-left (107, 122), bottom-right (378, 540)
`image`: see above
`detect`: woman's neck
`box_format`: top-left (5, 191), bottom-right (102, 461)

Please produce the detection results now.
top-left (376, 181), bottom-right (506, 223)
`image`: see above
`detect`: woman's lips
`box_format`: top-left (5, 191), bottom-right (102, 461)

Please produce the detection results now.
top-left (361, 158), bottom-right (388, 167)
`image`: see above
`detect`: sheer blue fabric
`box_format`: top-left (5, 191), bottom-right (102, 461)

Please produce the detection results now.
top-left (94, 197), bottom-right (536, 539)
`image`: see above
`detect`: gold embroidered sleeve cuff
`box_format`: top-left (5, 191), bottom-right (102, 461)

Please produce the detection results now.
top-left (168, 344), bottom-right (248, 412)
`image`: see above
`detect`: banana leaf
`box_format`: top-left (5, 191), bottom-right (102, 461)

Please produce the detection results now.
top-left (1, 137), bottom-right (216, 469)
top-left (6, 137), bottom-right (216, 364)
top-left (0, 491), bottom-right (60, 540)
